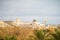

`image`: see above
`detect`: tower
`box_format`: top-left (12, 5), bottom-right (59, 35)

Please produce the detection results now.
top-left (12, 18), bottom-right (21, 26)
top-left (16, 18), bottom-right (21, 22)
top-left (44, 19), bottom-right (47, 26)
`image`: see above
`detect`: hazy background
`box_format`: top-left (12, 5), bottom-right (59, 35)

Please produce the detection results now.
top-left (0, 0), bottom-right (60, 24)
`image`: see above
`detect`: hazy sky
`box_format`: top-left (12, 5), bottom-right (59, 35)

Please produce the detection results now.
top-left (0, 0), bottom-right (60, 24)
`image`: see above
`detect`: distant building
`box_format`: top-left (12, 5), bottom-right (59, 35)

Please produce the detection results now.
top-left (11, 18), bottom-right (47, 29)
top-left (0, 18), bottom-right (57, 30)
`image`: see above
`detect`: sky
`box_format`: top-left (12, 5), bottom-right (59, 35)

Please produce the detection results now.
top-left (0, 0), bottom-right (60, 24)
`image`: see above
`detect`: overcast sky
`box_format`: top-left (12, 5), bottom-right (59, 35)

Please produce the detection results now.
top-left (0, 0), bottom-right (60, 24)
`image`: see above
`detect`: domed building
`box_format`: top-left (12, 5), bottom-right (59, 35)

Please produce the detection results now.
top-left (11, 18), bottom-right (47, 29)
top-left (31, 19), bottom-right (40, 25)
top-left (30, 19), bottom-right (40, 29)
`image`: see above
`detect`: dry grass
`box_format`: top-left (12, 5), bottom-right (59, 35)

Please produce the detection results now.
top-left (0, 21), bottom-right (60, 40)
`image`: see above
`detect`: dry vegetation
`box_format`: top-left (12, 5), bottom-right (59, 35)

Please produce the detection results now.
top-left (0, 25), bottom-right (33, 40)
top-left (0, 21), bottom-right (60, 40)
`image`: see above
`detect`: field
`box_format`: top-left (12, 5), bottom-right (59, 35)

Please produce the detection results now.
top-left (0, 21), bottom-right (60, 40)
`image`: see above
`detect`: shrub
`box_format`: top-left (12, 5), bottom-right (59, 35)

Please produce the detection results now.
top-left (4, 35), bottom-right (17, 40)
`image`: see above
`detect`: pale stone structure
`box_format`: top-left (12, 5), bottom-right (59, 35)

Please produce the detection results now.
top-left (0, 18), bottom-right (57, 29)
top-left (12, 18), bottom-right (47, 29)
top-left (0, 20), bottom-right (5, 27)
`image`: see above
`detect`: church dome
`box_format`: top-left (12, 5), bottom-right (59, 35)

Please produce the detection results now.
top-left (32, 19), bottom-right (37, 22)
